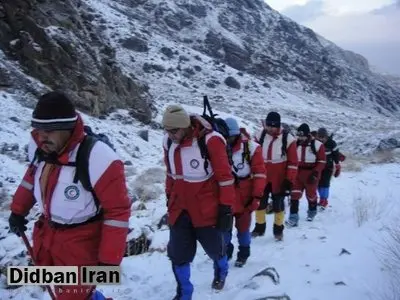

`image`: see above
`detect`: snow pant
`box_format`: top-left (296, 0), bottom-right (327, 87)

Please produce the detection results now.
top-left (223, 212), bottom-right (251, 260)
top-left (255, 182), bottom-right (285, 236)
top-left (167, 211), bottom-right (228, 300)
top-left (318, 167), bottom-right (333, 202)
top-left (32, 215), bottom-right (101, 300)
top-left (290, 169), bottom-right (319, 214)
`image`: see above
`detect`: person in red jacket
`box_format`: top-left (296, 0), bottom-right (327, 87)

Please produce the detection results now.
top-left (286, 123), bottom-right (326, 226)
top-left (251, 112), bottom-right (298, 240)
top-left (223, 117), bottom-right (266, 267)
top-left (8, 91), bottom-right (131, 300)
top-left (162, 105), bottom-right (236, 299)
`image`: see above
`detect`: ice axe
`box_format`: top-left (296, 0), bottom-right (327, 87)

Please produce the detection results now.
top-left (20, 231), bottom-right (57, 300)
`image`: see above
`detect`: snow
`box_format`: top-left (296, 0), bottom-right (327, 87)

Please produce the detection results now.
top-left (0, 87), bottom-right (399, 299)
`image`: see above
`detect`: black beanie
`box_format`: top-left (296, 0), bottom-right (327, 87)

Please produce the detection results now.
top-left (297, 123), bottom-right (310, 136)
top-left (31, 91), bottom-right (77, 131)
top-left (265, 111), bottom-right (281, 128)
top-left (317, 127), bottom-right (328, 138)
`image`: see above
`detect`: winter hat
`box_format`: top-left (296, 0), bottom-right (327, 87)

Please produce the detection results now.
top-left (162, 104), bottom-right (191, 129)
top-left (224, 117), bottom-right (240, 137)
top-left (31, 91), bottom-right (78, 131)
top-left (317, 127), bottom-right (328, 138)
top-left (265, 111), bottom-right (281, 128)
top-left (297, 123), bottom-right (310, 136)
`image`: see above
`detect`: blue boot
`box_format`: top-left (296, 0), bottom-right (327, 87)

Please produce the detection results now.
top-left (172, 263), bottom-right (194, 300)
top-left (235, 231), bottom-right (251, 267)
top-left (212, 256), bottom-right (228, 290)
top-left (91, 290), bottom-right (107, 300)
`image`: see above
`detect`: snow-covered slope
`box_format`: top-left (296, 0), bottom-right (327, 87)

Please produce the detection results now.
top-left (0, 90), bottom-right (399, 300)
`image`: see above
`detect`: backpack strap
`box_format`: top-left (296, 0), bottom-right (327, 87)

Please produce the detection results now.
top-left (166, 138), bottom-right (173, 173)
top-left (241, 140), bottom-right (251, 165)
top-left (198, 135), bottom-right (210, 175)
top-left (73, 135), bottom-right (101, 213)
top-left (310, 139), bottom-right (317, 156)
top-left (203, 95), bottom-right (216, 118)
top-left (281, 130), bottom-right (289, 157)
top-left (259, 129), bottom-right (267, 147)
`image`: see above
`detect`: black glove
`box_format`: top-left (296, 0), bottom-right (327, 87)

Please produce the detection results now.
top-left (308, 171), bottom-right (319, 184)
top-left (8, 212), bottom-right (28, 236)
top-left (216, 205), bottom-right (233, 232)
top-left (281, 179), bottom-right (293, 195)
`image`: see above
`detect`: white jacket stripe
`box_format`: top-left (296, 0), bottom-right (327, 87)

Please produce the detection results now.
top-left (104, 220), bottom-right (129, 228)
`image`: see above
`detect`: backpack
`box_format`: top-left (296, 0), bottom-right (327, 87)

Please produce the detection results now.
top-left (166, 96), bottom-right (250, 181)
top-left (31, 126), bottom-right (116, 213)
top-left (200, 96), bottom-right (252, 175)
top-left (259, 128), bottom-right (290, 157)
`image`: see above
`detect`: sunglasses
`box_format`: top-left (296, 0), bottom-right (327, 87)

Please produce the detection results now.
top-left (165, 128), bottom-right (180, 134)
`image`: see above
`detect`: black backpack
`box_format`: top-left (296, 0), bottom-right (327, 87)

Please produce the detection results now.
top-left (259, 128), bottom-right (290, 157)
top-left (31, 126), bottom-right (116, 213)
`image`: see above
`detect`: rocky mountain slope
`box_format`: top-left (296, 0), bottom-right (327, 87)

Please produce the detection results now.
top-left (1, 0), bottom-right (400, 154)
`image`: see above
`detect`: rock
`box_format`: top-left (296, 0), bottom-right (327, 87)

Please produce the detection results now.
top-left (9, 116), bottom-right (20, 123)
top-left (124, 160), bottom-right (133, 166)
top-left (0, 0), bottom-right (152, 123)
top-left (339, 248), bottom-right (351, 256)
top-left (160, 46), bottom-right (174, 58)
top-left (377, 138), bottom-right (399, 150)
top-left (138, 129), bottom-right (149, 141)
top-left (121, 37), bottom-right (149, 52)
top-left (157, 213), bottom-right (168, 229)
top-left (143, 63), bottom-right (166, 73)
top-left (221, 38), bottom-right (251, 71)
top-left (136, 202), bottom-right (147, 210)
top-left (182, 67), bottom-right (195, 78)
top-left (125, 234), bottom-right (151, 256)
top-left (180, 4), bottom-right (208, 18)
top-left (224, 76), bottom-right (241, 89)
top-left (252, 267), bottom-right (280, 285)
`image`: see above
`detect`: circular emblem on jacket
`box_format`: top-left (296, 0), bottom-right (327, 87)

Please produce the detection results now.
top-left (236, 163), bottom-right (244, 170)
top-left (64, 185), bottom-right (80, 201)
top-left (190, 159), bottom-right (200, 169)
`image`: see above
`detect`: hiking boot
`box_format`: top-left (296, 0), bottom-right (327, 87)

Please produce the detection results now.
top-left (273, 224), bottom-right (284, 241)
top-left (251, 223), bottom-right (266, 237)
top-left (285, 213), bottom-right (299, 227)
top-left (307, 209), bottom-right (317, 221)
top-left (211, 278), bottom-right (225, 290)
top-left (318, 198), bottom-right (328, 210)
top-left (234, 257), bottom-right (247, 268)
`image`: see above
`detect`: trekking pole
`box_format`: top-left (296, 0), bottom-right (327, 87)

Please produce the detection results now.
top-left (20, 231), bottom-right (57, 300)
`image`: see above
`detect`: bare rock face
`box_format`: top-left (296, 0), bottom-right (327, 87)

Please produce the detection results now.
top-left (0, 0), bottom-right (152, 123)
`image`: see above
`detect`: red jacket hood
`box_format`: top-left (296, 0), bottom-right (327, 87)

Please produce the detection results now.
top-left (31, 114), bottom-right (85, 164)
top-left (179, 115), bottom-right (213, 146)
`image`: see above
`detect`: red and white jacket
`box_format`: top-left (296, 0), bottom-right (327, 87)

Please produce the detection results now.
top-left (163, 115), bottom-right (236, 227)
top-left (254, 128), bottom-right (298, 194)
top-left (297, 137), bottom-right (326, 173)
top-left (10, 115), bottom-right (131, 265)
top-left (231, 128), bottom-right (266, 214)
